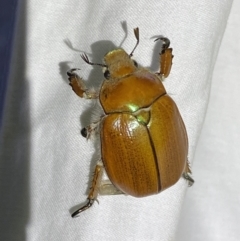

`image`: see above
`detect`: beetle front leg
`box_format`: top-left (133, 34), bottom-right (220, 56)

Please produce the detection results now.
top-left (67, 68), bottom-right (99, 99)
top-left (71, 162), bottom-right (104, 217)
top-left (155, 37), bottom-right (173, 79)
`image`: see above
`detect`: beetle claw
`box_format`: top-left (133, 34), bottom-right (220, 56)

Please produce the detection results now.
top-left (154, 37), bottom-right (170, 51)
top-left (67, 68), bottom-right (81, 77)
top-left (182, 173), bottom-right (194, 187)
top-left (71, 199), bottom-right (95, 217)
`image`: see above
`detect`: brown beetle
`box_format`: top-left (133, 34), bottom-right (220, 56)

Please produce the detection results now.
top-left (67, 28), bottom-right (194, 217)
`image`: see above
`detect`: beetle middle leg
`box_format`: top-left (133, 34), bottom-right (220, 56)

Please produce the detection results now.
top-left (154, 37), bottom-right (173, 79)
top-left (81, 119), bottom-right (102, 139)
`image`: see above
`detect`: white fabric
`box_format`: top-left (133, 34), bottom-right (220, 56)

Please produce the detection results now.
top-left (177, 1), bottom-right (240, 240)
top-left (0, 1), bottom-right (235, 240)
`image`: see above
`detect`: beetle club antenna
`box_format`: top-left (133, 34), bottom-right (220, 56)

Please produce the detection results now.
top-left (81, 53), bottom-right (107, 68)
top-left (129, 27), bottom-right (139, 57)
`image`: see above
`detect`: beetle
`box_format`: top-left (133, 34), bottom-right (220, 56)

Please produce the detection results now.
top-left (67, 28), bottom-right (194, 218)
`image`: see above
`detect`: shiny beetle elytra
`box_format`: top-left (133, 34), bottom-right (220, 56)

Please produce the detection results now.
top-left (67, 28), bottom-right (194, 217)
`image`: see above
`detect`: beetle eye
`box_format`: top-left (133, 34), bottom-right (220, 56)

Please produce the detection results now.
top-left (133, 60), bottom-right (138, 67)
top-left (104, 69), bottom-right (110, 79)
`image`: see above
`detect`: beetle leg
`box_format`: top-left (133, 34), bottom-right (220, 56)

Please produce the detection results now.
top-left (182, 161), bottom-right (194, 187)
top-left (71, 162), bottom-right (104, 217)
top-left (99, 179), bottom-right (124, 195)
top-left (154, 37), bottom-right (173, 79)
top-left (183, 172), bottom-right (194, 187)
top-left (81, 115), bottom-right (105, 139)
top-left (67, 68), bottom-right (99, 99)
top-left (81, 119), bottom-right (102, 139)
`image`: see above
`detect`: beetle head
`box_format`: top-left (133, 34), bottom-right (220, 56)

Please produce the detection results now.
top-left (103, 49), bottom-right (138, 79)
top-left (103, 28), bottom-right (140, 79)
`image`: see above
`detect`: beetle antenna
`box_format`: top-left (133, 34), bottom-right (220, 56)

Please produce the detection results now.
top-left (81, 53), bottom-right (107, 68)
top-left (129, 27), bottom-right (139, 57)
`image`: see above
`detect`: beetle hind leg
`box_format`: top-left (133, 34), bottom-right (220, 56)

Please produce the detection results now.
top-left (71, 162), bottom-right (104, 218)
top-left (182, 160), bottom-right (194, 187)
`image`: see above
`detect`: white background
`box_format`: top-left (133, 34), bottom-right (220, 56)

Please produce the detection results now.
top-left (177, 1), bottom-right (240, 240)
top-left (0, 1), bottom-right (239, 241)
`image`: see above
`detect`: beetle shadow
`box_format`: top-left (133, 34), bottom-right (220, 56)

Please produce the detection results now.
top-left (81, 40), bottom-right (118, 192)
top-left (59, 38), bottom-right (118, 127)
top-left (59, 39), bottom-right (118, 214)
top-left (148, 35), bottom-right (165, 73)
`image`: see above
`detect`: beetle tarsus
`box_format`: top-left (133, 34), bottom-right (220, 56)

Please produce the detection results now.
top-left (71, 199), bottom-right (95, 218)
top-left (71, 164), bottom-right (103, 217)
top-left (182, 172), bottom-right (194, 187)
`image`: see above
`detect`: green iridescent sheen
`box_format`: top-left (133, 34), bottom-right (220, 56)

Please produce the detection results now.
top-left (127, 103), bottom-right (139, 112)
